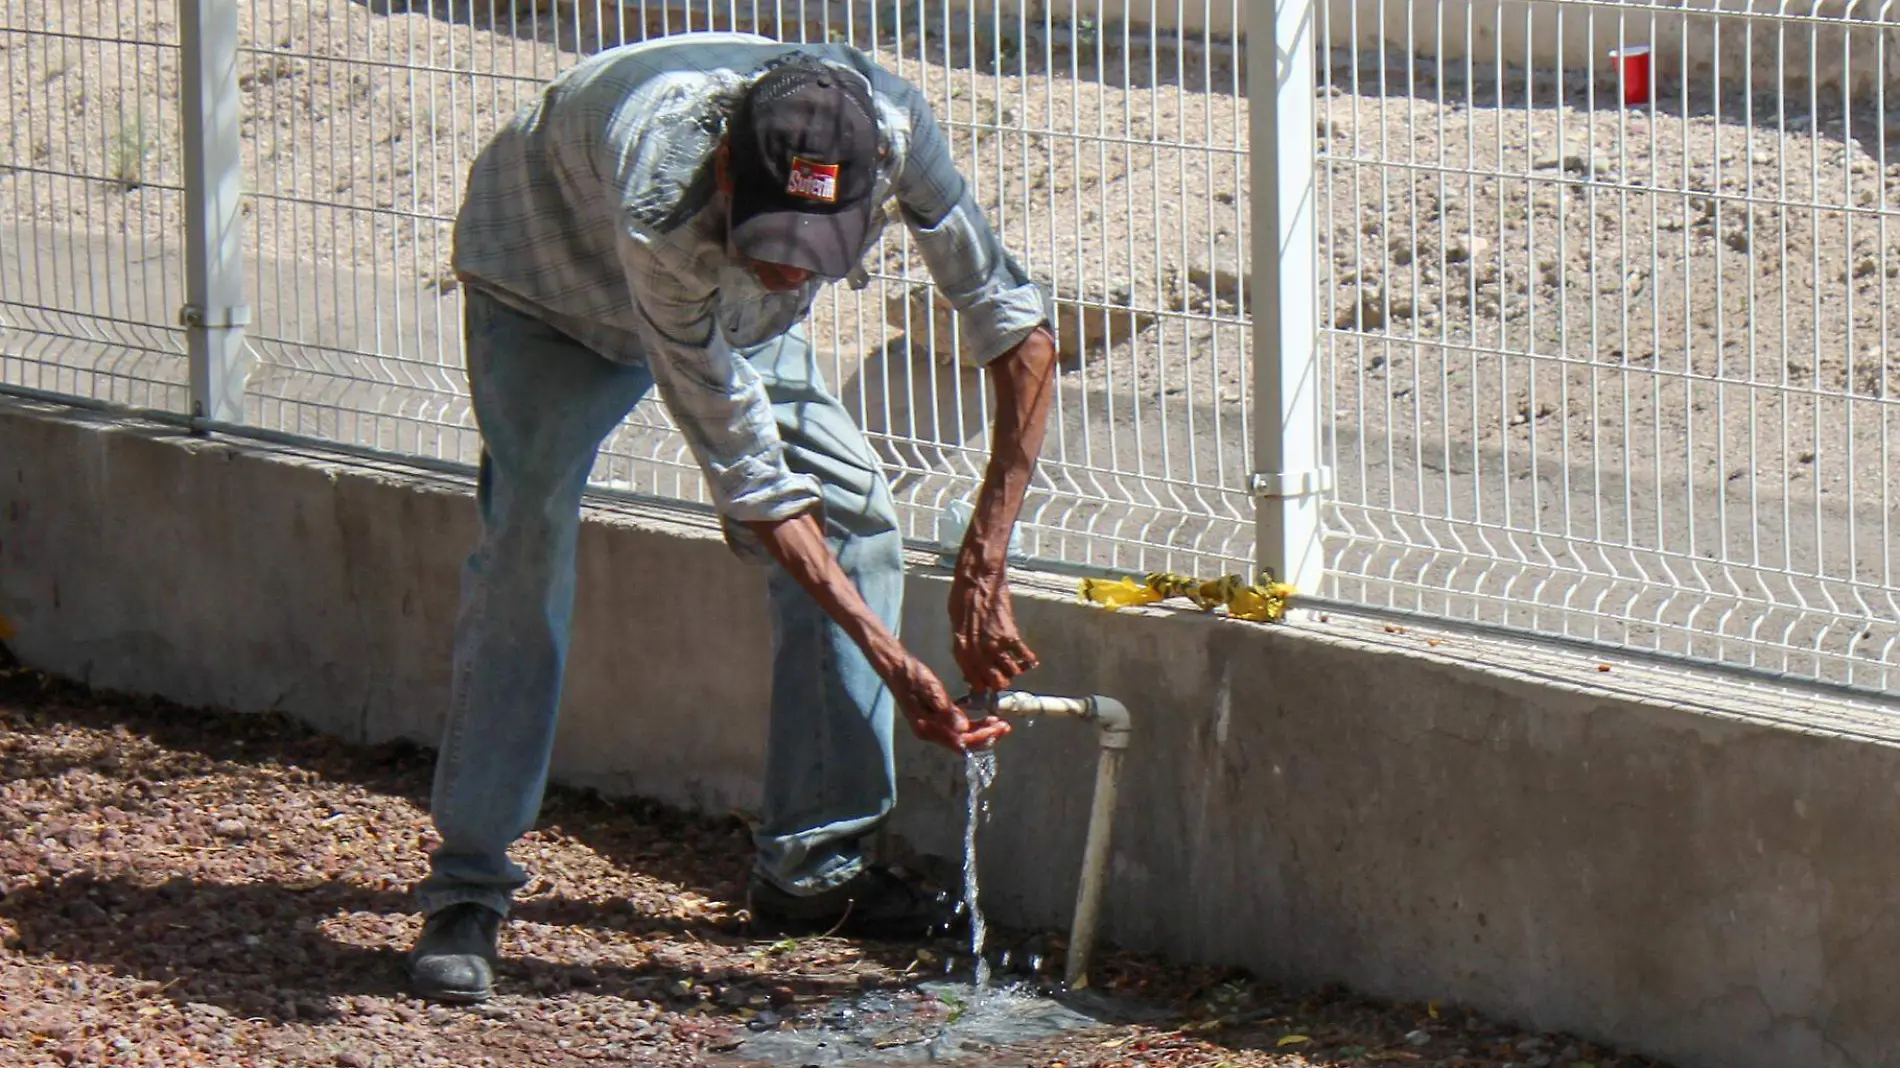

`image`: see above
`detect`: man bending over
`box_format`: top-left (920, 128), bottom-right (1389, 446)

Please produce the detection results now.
top-left (406, 31), bottom-right (1059, 1003)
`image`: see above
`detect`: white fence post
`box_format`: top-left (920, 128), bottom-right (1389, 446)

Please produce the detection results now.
top-left (1246, 0), bottom-right (1329, 594)
top-left (178, 0), bottom-right (250, 426)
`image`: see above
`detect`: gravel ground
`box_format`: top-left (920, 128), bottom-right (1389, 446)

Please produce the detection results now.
top-left (0, 656), bottom-right (1686, 1068)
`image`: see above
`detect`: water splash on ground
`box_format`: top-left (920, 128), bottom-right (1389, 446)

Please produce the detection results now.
top-left (714, 979), bottom-right (1168, 1066)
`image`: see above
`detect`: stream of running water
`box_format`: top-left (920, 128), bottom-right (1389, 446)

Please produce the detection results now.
top-left (962, 746), bottom-right (998, 989)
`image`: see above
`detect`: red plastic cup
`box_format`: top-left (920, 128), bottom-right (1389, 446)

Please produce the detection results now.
top-left (1609, 45), bottom-right (1651, 107)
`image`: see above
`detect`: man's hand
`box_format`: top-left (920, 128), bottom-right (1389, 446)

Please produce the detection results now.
top-left (880, 650), bottom-right (1013, 751)
top-left (949, 324), bottom-right (1059, 692)
top-left (948, 570), bottom-right (1038, 692)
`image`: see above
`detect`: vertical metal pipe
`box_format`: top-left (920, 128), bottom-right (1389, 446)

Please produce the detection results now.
top-left (1246, 0), bottom-right (1329, 592)
top-left (1064, 743), bottom-right (1124, 990)
top-left (178, 0), bottom-right (251, 427)
top-left (975, 691), bottom-right (1130, 989)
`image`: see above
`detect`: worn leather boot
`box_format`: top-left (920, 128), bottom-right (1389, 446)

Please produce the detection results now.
top-left (407, 902), bottom-right (502, 1003)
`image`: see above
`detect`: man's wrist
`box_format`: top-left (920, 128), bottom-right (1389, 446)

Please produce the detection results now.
top-left (858, 629), bottom-right (909, 680)
top-left (953, 486), bottom-right (1016, 578)
top-left (954, 530), bottom-right (1009, 583)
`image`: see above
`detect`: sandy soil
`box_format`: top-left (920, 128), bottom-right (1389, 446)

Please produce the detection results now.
top-left (0, 656), bottom-right (1688, 1068)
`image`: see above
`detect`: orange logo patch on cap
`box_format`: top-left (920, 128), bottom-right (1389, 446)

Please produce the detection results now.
top-left (786, 157), bottom-right (841, 203)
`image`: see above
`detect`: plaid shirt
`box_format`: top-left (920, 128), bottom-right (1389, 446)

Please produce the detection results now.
top-left (453, 32), bottom-right (1051, 523)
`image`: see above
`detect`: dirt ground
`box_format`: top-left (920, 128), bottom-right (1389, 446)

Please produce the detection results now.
top-left (0, 655), bottom-right (1686, 1068)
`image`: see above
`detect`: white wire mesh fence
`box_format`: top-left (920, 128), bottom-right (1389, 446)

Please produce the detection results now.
top-left (1, 1), bottom-right (191, 412)
top-left (225, 0), bottom-right (1254, 578)
top-left (4, 0), bottom-right (1898, 696)
top-left (1316, 0), bottom-right (1900, 693)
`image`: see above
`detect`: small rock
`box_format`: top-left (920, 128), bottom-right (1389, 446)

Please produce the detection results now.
top-left (336, 1053), bottom-right (369, 1068)
top-left (1405, 1028), bottom-right (1433, 1046)
top-left (61, 898), bottom-right (107, 924)
top-left (1723, 228), bottom-right (1750, 253)
top-left (1341, 285), bottom-right (1387, 330)
top-left (747, 1009), bottom-right (782, 1031)
top-left (1854, 256), bottom-right (1879, 278)
top-left (1447, 235), bottom-right (1489, 262)
top-left (214, 818), bottom-right (248, 839)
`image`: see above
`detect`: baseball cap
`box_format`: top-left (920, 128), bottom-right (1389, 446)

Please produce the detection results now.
top-left (725, 55), bottom-right (880, 280)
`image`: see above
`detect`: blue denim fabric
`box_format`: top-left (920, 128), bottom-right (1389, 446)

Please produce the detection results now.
top-left (414, 288), bottom-right (904, 918)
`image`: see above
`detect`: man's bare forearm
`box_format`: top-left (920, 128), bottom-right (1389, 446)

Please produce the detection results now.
top-left (743, 511), bottom-right (903, 675)
top-left (744, 509), bottom-right (1006, 750)
top-left (957, 327), bottom-right (1059, 576)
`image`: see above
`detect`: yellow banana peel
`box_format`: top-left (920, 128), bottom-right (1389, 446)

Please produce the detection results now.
top-left (1079, 570), bottom-right (1295, 623)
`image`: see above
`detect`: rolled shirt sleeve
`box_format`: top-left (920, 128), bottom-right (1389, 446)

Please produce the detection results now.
top-left (885, 74), bottom-right (1052, 367)
top-left (615, 220), bottom-right (823, 524)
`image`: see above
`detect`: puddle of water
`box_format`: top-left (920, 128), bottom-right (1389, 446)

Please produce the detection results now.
top-left (712, 740), bottom-right (1170, 1066)
top-left (715, 979), bottom-right (1164, 1066)
top-left (961, 748), bottom-right (998, 991)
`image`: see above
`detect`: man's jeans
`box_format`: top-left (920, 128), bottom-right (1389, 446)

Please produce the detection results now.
top-left (414, 289), bottom-right (905, 919)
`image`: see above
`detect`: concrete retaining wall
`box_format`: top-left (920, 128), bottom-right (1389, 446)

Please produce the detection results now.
top-left (4, 392), bottom-right (1900, 1068)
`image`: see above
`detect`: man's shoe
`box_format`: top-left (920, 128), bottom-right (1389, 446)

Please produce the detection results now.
top-left (408, 902), bottom-right (502, 1003)
top-left (746, 866), bottom-right (965, 942)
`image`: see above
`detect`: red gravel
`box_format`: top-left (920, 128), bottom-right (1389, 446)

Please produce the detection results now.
top-left (0, 656), bottom-right (1678, 1068)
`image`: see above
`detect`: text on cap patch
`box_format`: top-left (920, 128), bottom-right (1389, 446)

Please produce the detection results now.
top-left (786, 157), bottom-right (841, 203)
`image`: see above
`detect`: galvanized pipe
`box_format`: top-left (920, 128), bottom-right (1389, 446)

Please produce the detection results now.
top-left (973, 691), bottom-right (1132, 989)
